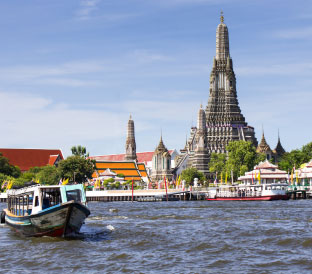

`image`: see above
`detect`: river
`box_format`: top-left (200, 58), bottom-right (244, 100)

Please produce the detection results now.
top-left (0, 200), bottom-right (312, 273)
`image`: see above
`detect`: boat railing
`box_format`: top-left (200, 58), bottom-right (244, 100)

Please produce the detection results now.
top-left (218, 191), bottom-right (262, 198)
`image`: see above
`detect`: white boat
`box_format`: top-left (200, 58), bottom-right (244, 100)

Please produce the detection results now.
top-left (2, 183), bottom-right (90, 237)
top-left (205, 183), bottom-right (289, 201)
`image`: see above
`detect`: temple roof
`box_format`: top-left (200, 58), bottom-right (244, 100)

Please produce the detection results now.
top-left (256, 133), bottom-right (272, 154)
top-left (0, 148), bottom-right (64, 172)
top-left (273, 136), bottom-right (286, 156)
top-left (89, 150), bottom-right (174, 164)
top-left (154, 136), bottom-right (170, 156)
top-left (255, 160), bottom-right (277, 170)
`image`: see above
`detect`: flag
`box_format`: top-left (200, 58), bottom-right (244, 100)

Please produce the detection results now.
top-left (59, 179), bottom-right (63, 185)
top-left (62, 178), bottom-right (69, 185)
top-left (290, 168), bottom-right (294, 185)
top-left (257, 170), bottom-right (261, 184)
top-left (1, 181), bottom-right (7, 189)
top-left (225, 172), bottom-right (228, 184)
top-left (296, 171), bottom-right (299, 184)
top-left (251, 172), bottom-right (254, 185)
top-left (164, 176), bottom-right (168, 201)
top-left (221, 173), bottom-right (223, 184)
top-left (213, 173), bottom-right (217, 185)
top-left (7, 180), bottom-right (13, 190)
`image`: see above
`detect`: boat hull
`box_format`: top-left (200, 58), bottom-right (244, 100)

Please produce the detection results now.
top-left (4, 201), bottom-right (90, 237)
top-left (205, 195), bottom-right (289, 201)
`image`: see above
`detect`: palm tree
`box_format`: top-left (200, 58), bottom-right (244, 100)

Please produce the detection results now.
top-left (71, 145), bottom-right (89, 158)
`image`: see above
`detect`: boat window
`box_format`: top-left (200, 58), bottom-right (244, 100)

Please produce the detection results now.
top-left (34, 196), bottom-right (39, 207)
top-left (66, 189), bottom-right (81, 203)
top-left (41, 188), bottom-right (62, 209)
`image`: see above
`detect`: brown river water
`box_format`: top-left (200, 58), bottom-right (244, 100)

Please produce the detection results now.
top-left (1, 200), bottom-right (312, 273)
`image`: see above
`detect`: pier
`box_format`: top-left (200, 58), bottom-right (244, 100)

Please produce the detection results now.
top-left (0, 189), bottom-right (206, 203)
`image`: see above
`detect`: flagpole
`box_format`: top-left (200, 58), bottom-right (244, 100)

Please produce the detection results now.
top-left (132, 178), bottom-right (134, 202)
top-left (164, 177), bottom-right (168, 202)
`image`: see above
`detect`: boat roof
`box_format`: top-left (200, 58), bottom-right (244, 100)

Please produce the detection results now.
top-left (7, 184), bottom-right (82, 196)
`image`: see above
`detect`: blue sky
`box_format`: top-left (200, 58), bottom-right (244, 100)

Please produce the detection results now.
top-left (0, 0), bottom-right (311, 157)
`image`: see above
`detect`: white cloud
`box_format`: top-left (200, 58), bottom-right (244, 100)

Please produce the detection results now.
top-left (76, 0), bottom-right (101, 20)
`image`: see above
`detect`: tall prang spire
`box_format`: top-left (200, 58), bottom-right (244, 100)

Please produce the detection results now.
top-left (205, 13), bottom-right (258, 153)
top-left (192, 104), bottom-right (209, 175)
top-left (216, 11), bottom-right (230, 60)
top-left (124, 114), bottom-right (137, 161)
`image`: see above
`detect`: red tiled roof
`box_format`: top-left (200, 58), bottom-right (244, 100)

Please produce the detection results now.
top-left (0, 148), bottom-right (64, 172)
top-left (89, 150), bottom-right (174, 163)
top-left (48, 155), bottom-right (59, 166)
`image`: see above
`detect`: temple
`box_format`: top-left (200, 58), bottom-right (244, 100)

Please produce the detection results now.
top-left (256, 130), bottom-right (285, 163)
top-left (176, 12), bottom-right (258, 177)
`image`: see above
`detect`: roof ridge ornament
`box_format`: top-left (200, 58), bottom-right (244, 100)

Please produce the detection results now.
top-left (220, 10), bottom-right (224, 23)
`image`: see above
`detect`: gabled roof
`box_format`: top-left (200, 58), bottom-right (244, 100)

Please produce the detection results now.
top-left (0, 148), bottom-right (64, 172)
top-left (89, 150), bottom-right (175, 164)
top-left (92, 160), bottom-right (147, 182)
top-left (255, 160), bottom-right (277, 170)
top-left (48, 155), bottom-right (60, 166)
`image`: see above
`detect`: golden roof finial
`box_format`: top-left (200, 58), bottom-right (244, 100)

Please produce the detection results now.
top-left (220, 10), bottom-right (224, 23)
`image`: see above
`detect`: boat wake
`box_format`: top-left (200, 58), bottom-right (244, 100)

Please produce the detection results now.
top-left (65, 225), bottom-right (115, 241)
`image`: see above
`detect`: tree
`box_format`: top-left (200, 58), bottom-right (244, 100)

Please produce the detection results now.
top-left (58, 155), bottom-right (95, 184)
top-left (278, 150), bottom-right (306, 172)
top-left (181, 167), bottom-right (205, 185)
top-left (36, 165), bottom-right (60, 185)
top-left (71, 145), bottom-right (89, 158)
top-left (301, 142), bottom-right (312, 162)
top-left (225, 141), bottom-right (259, 181)
top-left (209, 153), bottom-right (226, 175)
top-left (0, 153), bottom-right (21, 178)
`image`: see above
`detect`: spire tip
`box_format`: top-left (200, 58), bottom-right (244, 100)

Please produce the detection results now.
top-left (220, 10), bottom-right (224, 23)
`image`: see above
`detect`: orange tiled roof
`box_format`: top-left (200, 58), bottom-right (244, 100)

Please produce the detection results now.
top-left (0, 148), bottom-right (64, 172)
top-left (93, 160), bottom-right (150, 182)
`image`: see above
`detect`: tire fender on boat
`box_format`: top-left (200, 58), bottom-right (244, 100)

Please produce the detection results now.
top-left (0, 210), bottom-right (5, 224)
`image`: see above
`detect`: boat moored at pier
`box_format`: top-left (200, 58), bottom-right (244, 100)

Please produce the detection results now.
top-left (205, 183), bottom-right (289, 201)
top-left (3, 183), bottom-right (90, 237)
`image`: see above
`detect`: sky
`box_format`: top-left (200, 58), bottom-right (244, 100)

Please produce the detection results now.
top-left (0, 0), bottom-right (311, 157)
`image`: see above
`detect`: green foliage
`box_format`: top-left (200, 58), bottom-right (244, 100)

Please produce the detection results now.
top-left (278, 150), bottom-right (306, 171)
top-left (126, 180), bottom-right (132, 184)
top-left (0, 153), bottom-right (21, 178)
top-left (58, 155), bottom-right (95, 184)
top-left (115, 181), bottom-right (120, 189)
top-left (116, 173), bottom-right (125, 178)
top-left (209, 153), bottom-right (226, 174)
top-left (71, 145), bottom-right (89, 158)
top-left (208, 141), bottom-right (266, 182)
top-left (278, 141), bottom-right (312, 172)
top-left (36, 165), bottom-right (60, 185)
top-left (103, 180), bottom-right (109, 188)
top-left (225, 141), bottom-right (259, 181)
top-left (21, 172), bottom-right (35, 182)
top-left (107, 178), bottom-right (115, 183)
top-left (181, 167), bottom-right (205, 184)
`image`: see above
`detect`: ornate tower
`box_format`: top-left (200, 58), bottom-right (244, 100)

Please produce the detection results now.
top-left (256, 131), bottom-right (272, 160)
top-left (124, 115), bottom-right (137, 161)
top-left (272, 131), bottom-right (286, 163)
top-left (205, 12), bottom-right (257, 153)
top-left (192, 105), bottom-right (210, 175)
top-left (151, 135), bottom-right (172, 181)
